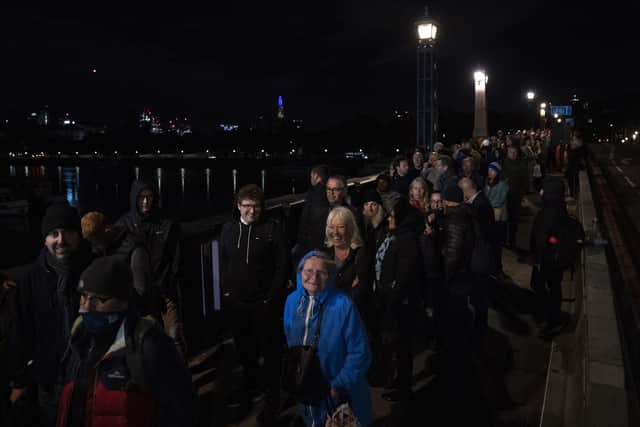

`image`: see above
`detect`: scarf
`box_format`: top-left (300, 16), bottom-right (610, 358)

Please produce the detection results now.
top-left (374, 234), bottom-right (394, 291)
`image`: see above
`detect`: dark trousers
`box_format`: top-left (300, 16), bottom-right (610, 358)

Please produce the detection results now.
top-left (506, 195), bottom-right (521, 249)
top-left (494, 222), bottom-right (507, 272)
top-left (228, 298), bottom-right (284, 406)
top-left (530, 266), bottom-right (563, 326)
top-left (470, 277), bottom-right (490, 351)
top-left (442, 293), bottom-right (474, 406)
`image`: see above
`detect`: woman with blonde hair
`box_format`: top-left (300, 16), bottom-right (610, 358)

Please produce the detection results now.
top-left (325, 206), bottom-right (373, 322)
top-left (408, 176), bottom-right (431, 214)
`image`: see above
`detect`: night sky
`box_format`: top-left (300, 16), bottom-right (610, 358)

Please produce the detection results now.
top-left (1, 2), bottom-right (637, 131)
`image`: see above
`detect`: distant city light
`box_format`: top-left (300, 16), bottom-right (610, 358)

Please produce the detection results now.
top-left (92, 68), bottom-right (97, 73)
top-left (114, 150), bottom-right (118, 155)
top-left (554, 113), bottom-right (559, 118)
top-left (75, 151), bottom-right (79, 155)
top-left (324, 148), bottom-right (328, 153)
top-left (135, 150), bottom-right (139, 154)
top-left (396, 148), bottom-right (400, 153)
top-left (233, 149), bottom-right (236, 153)
top-left (557, 118), bottom-right (562, 123)
top-left (180, 150), bottom-right (184, 154)
top-left (157, 150), bottom-right (161, 154)
top-left (526, 91), bottom-right (535, 100)
top-left (540, 103), bottom-right (547, 109)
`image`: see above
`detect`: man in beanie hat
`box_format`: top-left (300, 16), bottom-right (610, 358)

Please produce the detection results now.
top-left (115, 179), bottom-right (186, 358)
top-left (56, 256), bottom-right (196, 427)
top-left (8, 201), bottom-right (93, 425)
top-left (361, 187), bottom-right (387, 260)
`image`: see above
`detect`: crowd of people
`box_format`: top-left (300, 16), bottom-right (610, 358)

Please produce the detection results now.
top-left (0, 127), bottom-right (587, 426)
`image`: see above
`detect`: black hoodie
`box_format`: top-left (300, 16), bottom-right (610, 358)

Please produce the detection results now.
top-left (115, 180), bottom-right (181, 298)
top-left (219, 213), bottom-right (289, 303)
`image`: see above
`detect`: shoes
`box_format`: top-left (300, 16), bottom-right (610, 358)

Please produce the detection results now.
top-left (225, 389), bottom-right (248, 408)
top-left (381, 389), bottom-right (413, 402)
top-left (538, 317), bottom-right (570, 340)
top-left (256, 405), bottom-right (278, 427)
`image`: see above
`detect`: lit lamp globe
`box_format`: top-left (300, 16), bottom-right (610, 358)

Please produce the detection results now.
top-left (526, 91), bottom-right (535, 100)
top-left (416, 12), bottom-right (439, 45)
top-left (474, 71), bottom-right (488, 90)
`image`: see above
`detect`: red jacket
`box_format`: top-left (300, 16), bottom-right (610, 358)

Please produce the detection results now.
top-left (57, 319), bottom-right (155, 427)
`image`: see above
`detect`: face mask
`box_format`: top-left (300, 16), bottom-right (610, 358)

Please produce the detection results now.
top-left (79, 309), bottom-right (125, 335)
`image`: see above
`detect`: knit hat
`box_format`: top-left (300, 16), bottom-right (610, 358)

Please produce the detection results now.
top-left (488, 161), bottom-right (502, 174)
top-left (441, 184), bottom-right (464, 203)
top-left (362, 188), bottom-right (382, 205)
top-left (78, 256), bottom-right (132, 301)
top-left (41, 201), bottom-right (81, 236)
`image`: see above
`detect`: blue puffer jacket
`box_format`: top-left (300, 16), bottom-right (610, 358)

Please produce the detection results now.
top-left (284, 251), bottom-right (373, 426)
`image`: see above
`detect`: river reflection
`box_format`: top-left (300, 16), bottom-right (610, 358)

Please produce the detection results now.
top-left (1, 162), bottom-right (302, 221)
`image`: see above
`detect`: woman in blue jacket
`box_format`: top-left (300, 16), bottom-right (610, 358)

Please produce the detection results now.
top-left (283, 250), bottom-right (373, 426)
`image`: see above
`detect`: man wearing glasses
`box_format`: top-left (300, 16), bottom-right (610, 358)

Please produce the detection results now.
top-left (296, 174), bottom-right (360, 260)
top-left (220, 184), bottom-right (289, 425)
top-left (56, 256), bottom-right (195, 427)
top-left (8, 201), bottom-right (93, 426)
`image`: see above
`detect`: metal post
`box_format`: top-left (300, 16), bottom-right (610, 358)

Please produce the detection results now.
top-left (232, 169), bottom-right (237, 193)
top-left (261, 169), bottom-right (266, 192)
top-left (417, 43), bottom-right (437, 152)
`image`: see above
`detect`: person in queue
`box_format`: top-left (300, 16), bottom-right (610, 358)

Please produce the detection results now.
top-left (56, 256), bottom-right (195, 427)
top-left (408, 176), bottom-right (431, 214)
top-left (219, 184), bottom-right (289, 424)
top-left (8, 201), bottom-right (93, 426)
top-left (115, 180), bottom-right (187, 358)
top-left (324, 206), bottom-right (372, 325)
top-left (371, 196), bottom-right (421, 401)
top-left (283, 251), bottom-right (372, 426)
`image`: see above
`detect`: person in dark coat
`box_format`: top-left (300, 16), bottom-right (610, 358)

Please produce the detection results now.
top-left (392, 156), bottom-right (414, 196)
top-left (296, 175), bottom-right (360, 262)
top-left (219, 184), bottom-right (289, 422)
top-left (8, 201), bottom-right (93, 426)
top-left (460, 177), bottom-right (496, 350)
top-left (115, 179), bottom-right (186, 358)
top-left (323, 206), bottom-right (373, 326)
top-left (439, 185), bottom-right (476, 414)
top-left (361, 188), bottom-right (387, 259)
top-left (501, 146), bottom-right (528, 250)
top-left (56, 256), bottom-right (195, 427)
top-left (530, 177), bottom-right (571, 339)
top-left (372, 196), bottom-right (421, 402)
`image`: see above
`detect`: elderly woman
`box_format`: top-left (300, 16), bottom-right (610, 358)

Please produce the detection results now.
top-left (283, 251), bottom-right (373, 426)
top-left (408, 176), bottom-right (431, 214)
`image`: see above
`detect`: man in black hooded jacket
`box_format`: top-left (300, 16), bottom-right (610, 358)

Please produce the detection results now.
top-left (115, 180), bottom-right (186, 358)
top-left (219, 184), bottom-right (289, 424)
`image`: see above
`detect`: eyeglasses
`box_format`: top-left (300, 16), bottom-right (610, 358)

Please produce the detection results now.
top-left (326, 187), bottom-right (345, 193)
top-left (301, 268), bottom-right (328, 279)
top-left (239, 203), bottom-right (260, 209)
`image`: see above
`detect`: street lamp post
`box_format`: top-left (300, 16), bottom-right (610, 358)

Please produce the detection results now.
top-left (415, 6), bottom-right (439, 152)
top-left (539, 102), bottom-right (547, 129)
top-left (473, 70), bottom-right (488, 138)
top-left (526, 90), bottom-right (536, 130)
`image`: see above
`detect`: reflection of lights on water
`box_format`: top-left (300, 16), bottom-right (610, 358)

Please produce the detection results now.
top-left (24, 166), bottom-right (29, 177)
top-left (135, 166), bottom-right (140, 180)
top-left (9, 166), bottom-right (16, 177)
top-left (180, 168), bottom-right (186, 198)
top-left (205, 168), bottom-right (211, 200)
top-left (156, 168), bottom-right (162, 206)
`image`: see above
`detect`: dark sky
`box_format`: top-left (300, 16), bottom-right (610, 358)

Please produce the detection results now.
top-left (1, 2), bottom-right (638, 130)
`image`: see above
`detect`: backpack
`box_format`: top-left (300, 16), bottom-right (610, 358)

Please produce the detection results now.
top-left (544, 214), bottom-right (585, 271)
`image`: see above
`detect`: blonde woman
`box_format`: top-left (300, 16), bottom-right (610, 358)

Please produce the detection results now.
top-left (325, 206), bottom-right (373, 320)
top-left (409, 176), bottom-right (431, 214)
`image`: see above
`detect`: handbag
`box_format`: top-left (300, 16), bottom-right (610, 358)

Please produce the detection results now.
top-left (281, 303), bottom-right (329, 404)
top-left (325, 402), bottom-right (362, 427)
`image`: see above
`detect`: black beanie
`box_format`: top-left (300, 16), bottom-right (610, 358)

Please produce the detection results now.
top-left (78, 256), bottom-right (132, 300)
top-left (41, 202), bottom-right (81, 236)
top-left (442, 184), bottom-right (464, 203)
top-left (362, 188), bottom-right (382, 205)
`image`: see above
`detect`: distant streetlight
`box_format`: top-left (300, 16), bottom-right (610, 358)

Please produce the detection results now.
top-left (415, 5), bottom-right (439, 151)
top-left (473, 70), bottom-right (488, 138)
top-left (526, 91), bottom-right (535, 100)
top-left (525, 91), bottom-right (536, 129)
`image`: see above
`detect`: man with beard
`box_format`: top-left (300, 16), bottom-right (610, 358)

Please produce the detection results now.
top-left (8, 201), bottom-right (92, 426)
top-left (115, 180), bottom-right (186, 358)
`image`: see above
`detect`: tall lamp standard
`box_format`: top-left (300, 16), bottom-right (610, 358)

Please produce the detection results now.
top-left (473, 70), bottom-right (488, 138)
top-left (415, 6), bottom-right (439, 152)
top-left (539, 102), bottom-right (547, 129)
top-left (526, 90), bottom-right (536, 130)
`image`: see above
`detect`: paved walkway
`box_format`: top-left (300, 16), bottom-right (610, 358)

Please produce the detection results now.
top-left (190, 192), bottom-right (566, 427)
